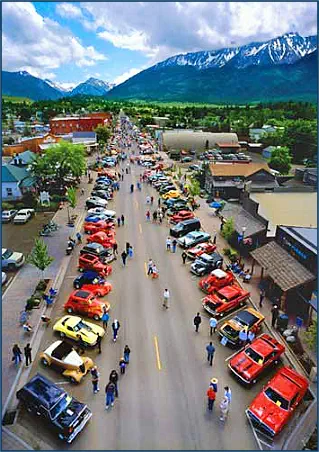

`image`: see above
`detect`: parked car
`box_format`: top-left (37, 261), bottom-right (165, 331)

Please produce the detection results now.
top-left (91, 190), bottom-right (112, 201)
top-left (78, 254), bottom-right (112, 276)
top-left (2, 271), bottom-right (7, 285)
top-left (53, 315), bottom-right (105, 346)
top-left (199, 268), bottom-right (234, 293)
top-left (190, 252), bottom-right (223, 276)
top-left (189, 164), bottom-right (201, 171)
top-left (166, 205), bottom-right (192, 216)
top-left (80, 243), bottom-right (114, 263)
top-left (159, 185), bottom-right (176, 195)
top-left (2, 209), bottom-right (18, 223)
top-left (64, 290), bottom-right (110, 320)
top-left (228, 333), bottom-right (285, 384)
top-left (87, 208), bottom-right (116, 218)
top-left (162, 190), bottom-right (181, 200)
top-left (187, 242), bottom-right (217, 260)
top-left (16, 373), bottom-right (92, 443)
top-left (246, 366), bottom-right (309, 437)
top-left (219, 308), bottom-right (265, 346)
top-left (40, 340), bottom-right (94, 383)
top-left (86, 197), bottom-right (108, 209)
top-left (163, 197), bottom-right (188, 208)
top-left (87, 231), bottom-right (116, 248)
top-left (181, 156), bottom-right (193, 163)
top-left (202, 284), bottom-right (250, 317)
top-left (170, 218), bottom-right (201, 238)
top-left (177, 231), bottom-right (211, 248)
top-left (13, 209), bottom-right (35, 224)
top-left (84, 220), bottom-right (115, 235)
top-left (170, 210), bottom-right (195, 224)
top-left (2, 248), bottom-right (25, 270)
top-left (73, 271), bottom-right (112, 296)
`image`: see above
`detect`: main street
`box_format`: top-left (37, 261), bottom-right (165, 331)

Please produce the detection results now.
top-left (15, 141), bottom-right (280, 450)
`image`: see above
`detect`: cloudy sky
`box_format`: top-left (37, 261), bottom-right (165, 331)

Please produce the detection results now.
top-left (2, 2), bottom-right (317, 89)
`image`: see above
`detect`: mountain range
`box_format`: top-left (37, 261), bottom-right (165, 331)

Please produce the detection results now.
top-left (2, 32), bottom-right (317, 103)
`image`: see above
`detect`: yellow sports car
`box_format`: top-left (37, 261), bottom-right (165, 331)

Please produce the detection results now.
top-left (162, 190), bottom-right (181, 200)
top-left (53, 315), bottom-right (105, 346)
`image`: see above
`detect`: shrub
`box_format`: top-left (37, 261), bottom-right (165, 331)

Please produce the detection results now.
top-left (221, 218), bottom-right (235, 242)
top-left (35, 280), bottom-right (47, 292)
top-left (2, 202), bottom-right (14, 210)
top-left (16, 202), bottom-right (25, 209)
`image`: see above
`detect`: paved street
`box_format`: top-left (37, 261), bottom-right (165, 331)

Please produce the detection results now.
top-left (13, 143), bottom-right (284, 450)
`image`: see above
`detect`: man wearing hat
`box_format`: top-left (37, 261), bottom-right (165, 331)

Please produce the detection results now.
top-left (210, 377), bottom-right (218, 393)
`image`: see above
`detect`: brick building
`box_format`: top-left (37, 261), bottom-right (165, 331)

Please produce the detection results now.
top-left (2, 133), bottom-right (62, 156)
top-left (50, 113), bottom-right (112, 135)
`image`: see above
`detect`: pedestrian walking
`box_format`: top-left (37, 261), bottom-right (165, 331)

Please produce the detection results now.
top-left (213, 234), bottom-right (217, 245)
top-left (158, 198), bottom-right (161, 207)
top-left (119, 357), bottom-right (126, 374)
top-left (146, 210), bottom-right (151, 221)
top-left (91, 366), bottom-right (100, 393)
top-left (109, 369), bottom-right (119, 397)
top-left (207, 385), bottom-right (216, 411)
top-left (124, 345), bottom-right (131, 364)
top-left (147, 259), bottom-right (153, 275)
top-left (121, 214), bottom-right (125, 226)
top-left (151, 263), bottom-right (159, 278)
top-left (146, 195), bottom-right (151, 204)
top-left (271, 304), bottom-right (279, 328)
top-left (172, 239), bottom-right (177, 253)
top-left (194, 312), bottom-right (202, 332)
top-left (219, 396), bottom-right (230, 421)
top-left (102, 307), bottom-right (109, 331)
top-left (126, 242), bottom-right (130, 253)
top-left (121, 174), bottom-right (124, 181)
top-left (81, 187), bottom-right (85, 195)
top-left (77, 334), bottom-right (86, 355)
top-left (151, 196), bottom-right (154, 205)
top-left (247, 330), bottom-right (255, 344)
top-left (238, 327), bottom-right (248, 347)
top-left (182, 251), bottom-right (187, 264)
top-left (163, 288), bottom-right (170, 309)
top-left (159, 212), bottom-right (163, 224)
top-left (210, 377), bottom-right (218, 393)
top-left (117, 217), bottom-right (121, 227)
top-left (112, 319), bottom-right (120, 342)
top-left (259, 289), bottom-right (265, 308)
top-left (121, 250), bottom-right (127, 266)
top-left (24, 343), bottom-right (32, 367)
top-left (224, 386), bottom-right (232, 404)
top-left (153, 211), bottom-right (158, 222)
top-left (206, 341), bottom-right (215, 366)
top-left (166, 237), bottom-right (171, 251)
top-left (128, 246), bottom-right (133, 258)
top-left (96, 333), bottom-right (102, 354)
top-left (113, 242), bottom-right (118, 257)
top-left (76, 232), bottom-right (82, 244)
top-left (105, 381), bottom-right (116, 410)
top-left (209, 316), bottom-right (218, 335)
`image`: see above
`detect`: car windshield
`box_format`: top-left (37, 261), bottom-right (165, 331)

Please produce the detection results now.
top-left (50, 395), bottom-right (72, 419)
top-left (245, 347), bottom-right (263, 364)
top-left (2, 249), bottom-right (13, 259)
top-left (74, 321), bottom-right (92, 333)
top-left (264, 388), bottom-right (289, 410)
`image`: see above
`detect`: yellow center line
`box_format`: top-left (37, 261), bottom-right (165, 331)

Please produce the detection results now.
top-left (154, 335), bottom-right (162, 370)
top-left (144, 262), bottom-right (148, 276)
top-left (139, 223), bottom-right (143, 234)
top-left (135, 200), bottom-right (139, 209)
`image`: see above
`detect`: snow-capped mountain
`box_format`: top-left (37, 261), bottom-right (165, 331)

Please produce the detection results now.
top-left (45, 79), bottom-right (73, 93)
top-left (154, 32), bottom-right (317, 70)
top-left (71, 78), bottom-right (113, 96)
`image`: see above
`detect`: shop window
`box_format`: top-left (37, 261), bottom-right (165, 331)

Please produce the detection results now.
top-left (6, 188), bottom-right (13, 196)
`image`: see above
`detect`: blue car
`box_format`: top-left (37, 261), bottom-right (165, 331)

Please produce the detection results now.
top-left (85, 214), bottom-right (108, 223)
top-left (73, 271), bottom-right (106, 289)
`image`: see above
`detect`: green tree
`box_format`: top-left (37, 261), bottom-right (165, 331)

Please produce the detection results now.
top-left (283, 120), bottom-right (317, 163)
top-left (221, 218), bottom-right (235, 242)
top-left (66, 187), bottom-right (77, 223)
top-left (2, 136), bottom-right (15, 145)
top-left (94, 124), bottom-right (111, 144)
top-left (27, 238), bottom-right (54, 281)
top-left (186, 177), bottom-right (201, 198)
top-left (8, 117), bottom-right (15, 132)
top-left (269, 146), bottom-right (292, 174)
top-left (304, 317), bottom-right (317, 351)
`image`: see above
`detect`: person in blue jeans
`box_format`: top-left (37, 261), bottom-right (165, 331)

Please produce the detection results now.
top-left (124, 345), bottom-right (131, 364)
top-left (105, 381), bottom-right (116, 409)
top-left (12, 344), bottom-right (22, 365)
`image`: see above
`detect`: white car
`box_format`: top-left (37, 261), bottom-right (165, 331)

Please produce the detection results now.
top-left (13, 209), bottom-right (35, 224)
top-left (87, 208), bottom-right (116, 218)
top-left (2, 248), bottom-right (25, 270)
top-left (2, 210), bottom-right (18, 223)
top-left (2, 272), bottom-right (7, 285)
top-left (86, 197), bottom-right (108, 208)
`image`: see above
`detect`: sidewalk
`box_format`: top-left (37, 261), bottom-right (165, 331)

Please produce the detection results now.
top-left (2, 173), bottom-right (95, 416)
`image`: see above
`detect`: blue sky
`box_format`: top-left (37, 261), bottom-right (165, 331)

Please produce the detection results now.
top-left (2, 2), bottom-right (317, 89)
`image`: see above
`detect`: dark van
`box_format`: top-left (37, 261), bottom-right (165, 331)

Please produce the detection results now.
top-left (170, 218), bottom-right (201, 238)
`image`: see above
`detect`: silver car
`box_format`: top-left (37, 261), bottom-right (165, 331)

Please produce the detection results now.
top-left (2, 248), bottom-right (25, 270)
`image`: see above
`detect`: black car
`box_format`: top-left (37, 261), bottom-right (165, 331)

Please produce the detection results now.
top-left (93, 183), bottom-right (111, 191)
top-left (16, 373), bottom-right (92, 443)
top-left (167, 204), bottom-right (192, 216)
top-left (163, 198), bottom-right (188, 207)
top-left (80, 243), bottom-right (114, 263)
top-left (91, 190), bottom-right (112, 200)
top-left (73, 270), bottom-right (106, 289)
top-left (190, 252), bottom-right (223, 276)
top-left (159, 185), bottom-right (176, 194)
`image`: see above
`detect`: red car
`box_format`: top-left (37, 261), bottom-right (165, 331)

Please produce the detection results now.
top-left (64, 290), bottom-right (110, 320)
top-left (87, 231), bottom-right (116, 248)
top-left (202, 284), bottom-right (250, 317)
top-left (84, 220), bottom-right (115, 235)
top-left (199, 269), bottom-right (234, 294)
top-left (228, 333), bottom-right (285, 384)
top-left (170, 210), bottom-right (195, 224)
top-left (78, 254), bottom-right (112, 276)
top-left (79, 282), bottom-right (112, 297)
top-left (246, 366), bottom-right (309, 437)
top-left (186, 242), bottom-right (217, 260)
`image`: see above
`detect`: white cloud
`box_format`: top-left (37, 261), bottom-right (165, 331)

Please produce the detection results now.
top-left (2, 2), bottom-right (107, 76)
top-left (58, 82), bottom-right (77, 90)
top-left (112, 67), bottom-right (144, 85)
top-left (56, 3), bottom-right (83, 19)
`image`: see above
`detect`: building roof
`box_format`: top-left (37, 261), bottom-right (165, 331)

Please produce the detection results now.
top-left (162, 131), bottom-right (238, 150)
top-left (2, 164), bottom-right (29, 183)
top-left (73, 132), bottom-right (96, 139)
top-left (10, 150), bottom-right (36, 165)
top-left (221, 203), bottom-right (266, 237)
top-left (250, 241), bottom-right (316, 292)
top-left (216, 143), bottom-right (241, 148)
top-left (209, 162), bottom-right (270, 177)
top-left (251, 192), bottom-right (317, 236)
top-left (279, 226), bottom-right (317, 254)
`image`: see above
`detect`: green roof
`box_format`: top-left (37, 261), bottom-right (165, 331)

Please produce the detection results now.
top-left (2, 164), bottom-right (30, 183)
top-left (15, 150), bottom-right (36, 164)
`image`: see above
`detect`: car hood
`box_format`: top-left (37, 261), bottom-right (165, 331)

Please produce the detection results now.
top-left (191, 261), bottom-right (207, 271)
top-left (64, 350), bottom-right (84, 367)
top-left (56, 398), bottom-right (87, 428)
top-left (249, 392), bottom-right (287, 433)
top-left (230, 353), bottom-right (261, 379)
top-left (8, 251), bottom-right (23, 261)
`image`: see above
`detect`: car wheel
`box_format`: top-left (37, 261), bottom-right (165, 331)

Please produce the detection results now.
top-left (93, 314), bottom-right (100, 321)
top-left (41, 358), bottom-right (49, 366)
top-left (8, 264), bottom-right (15, 271)
top-left (239, 301), bottom-right (245, 307)
top-left (219, 313), bottom-right (224, 317)
top-left (78, 267), bottom-right (83, 272)
top-left (74, 283), bottom-right (80, 289)
top-left (66, 308), bottom-right (73, 314)
top-left (252, 379), bottom-right (257, 384)
top-left (69, 377), bottom-right (77, 384)
top-left (60, 332), bottom-right (66, 338)
top-left (274, 360), bottom-right (279, 365)
top-left (26, 406), bottom-right (33, 414)
top-left (96, 291), bottom-right (102, 297)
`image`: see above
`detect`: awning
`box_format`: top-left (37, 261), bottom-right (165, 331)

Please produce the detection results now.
top-left (250, 241), bottom-right (316, 292)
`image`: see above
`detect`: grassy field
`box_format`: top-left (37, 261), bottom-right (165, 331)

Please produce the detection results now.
top-left (3, 95), bottom-right (33, 103)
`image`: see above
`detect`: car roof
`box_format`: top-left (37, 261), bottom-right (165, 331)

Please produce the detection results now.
top-left (74, 290), bottom-right (92, 298)
top-left (235, 309), bottom-right (259, 327)
top-left (269, 369), bottom-right (305, 400)
top-left (60, 315), bottom-right (82, 327)
top-left (211, 269), bottom-right (227, 278)
top-left (22, 373), bottom-right (64, 409)
top-left (218, 285), bottom-right (240, 297)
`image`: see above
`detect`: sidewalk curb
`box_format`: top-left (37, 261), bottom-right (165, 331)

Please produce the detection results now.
top-left (2, 426), bottom-right (33, 450)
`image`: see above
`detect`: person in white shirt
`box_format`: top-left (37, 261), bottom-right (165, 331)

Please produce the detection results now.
top-left (209, 317), bottom-right (218, 335)
top-left (224, 386), bottom-right (232, 404)
top-left (163, 289), bottom-right (170, 309)
top-left (166, 237), bottom-right (171, 251)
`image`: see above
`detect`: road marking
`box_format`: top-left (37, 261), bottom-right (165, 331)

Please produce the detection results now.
top-left (134, 200), bottom-right (139, 209)
top-left (139, 223), bottom-right (143, 234)
top-left (154, 336), bottom-right (162, 370)
top-left (144, 262), bottom-right (148, 276)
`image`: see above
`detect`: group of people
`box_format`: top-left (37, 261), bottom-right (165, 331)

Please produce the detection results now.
top-left (147, 258), bottom-right (159, 279)
top-left (12, 343), bottom-right (32, 366)
top-left (206, 379), bottom-right (232, 422)
top-left (121, 242), bottom-right (134, 267)
top-left (166, 237), bottom-right (177, 253)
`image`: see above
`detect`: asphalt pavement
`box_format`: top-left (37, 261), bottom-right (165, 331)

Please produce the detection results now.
top-left (14, 145), bottom-right (280, 450)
